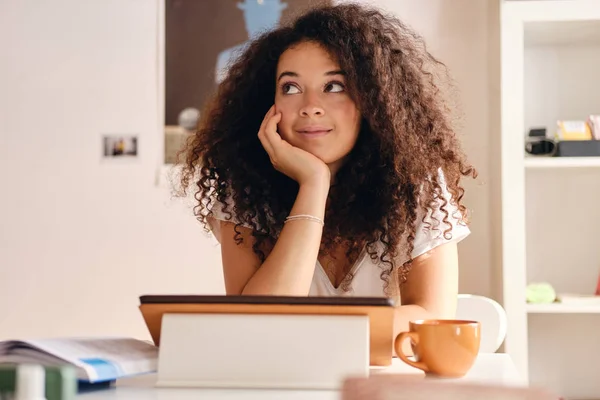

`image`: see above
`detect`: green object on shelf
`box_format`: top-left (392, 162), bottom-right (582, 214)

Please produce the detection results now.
top-left (0, 364), bottom-right (77, 400)
top-left (526, 282), bottom-right (557, 304)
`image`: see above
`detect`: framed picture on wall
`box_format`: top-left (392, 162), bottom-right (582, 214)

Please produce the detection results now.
top-left (162, 0), bottom-right (332, 164)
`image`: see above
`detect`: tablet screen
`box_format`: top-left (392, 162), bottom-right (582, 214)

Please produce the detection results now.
top-left (139, 295), bottom-right (395, 307)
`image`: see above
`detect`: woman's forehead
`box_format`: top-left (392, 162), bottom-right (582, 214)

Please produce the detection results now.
top-left (277, 41), bottom-right (341, 74)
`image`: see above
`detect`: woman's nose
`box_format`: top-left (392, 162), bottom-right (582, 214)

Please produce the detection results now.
top-left (299, 93), bottom-right (325, 117)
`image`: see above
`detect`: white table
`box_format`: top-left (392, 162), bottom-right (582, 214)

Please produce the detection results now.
top-left (78, 354), bottom-right (524, 400)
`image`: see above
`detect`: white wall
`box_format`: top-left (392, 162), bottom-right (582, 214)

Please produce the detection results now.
top-left (0, 0), bottom-right (496, 340)
top-left (0, 0), bottom-right (224, 341)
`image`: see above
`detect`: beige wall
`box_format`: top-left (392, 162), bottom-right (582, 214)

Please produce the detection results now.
top-left (0, 0), bottom-right (497, 340)
top-left (364, 0), bottom-right (496, 298)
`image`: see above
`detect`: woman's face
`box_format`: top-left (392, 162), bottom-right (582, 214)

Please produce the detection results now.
top-left (275, 41), bottom-right (361, 174)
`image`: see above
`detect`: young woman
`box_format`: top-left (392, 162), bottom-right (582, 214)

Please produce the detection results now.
top-left (178, 3), bottom-right (476, 338)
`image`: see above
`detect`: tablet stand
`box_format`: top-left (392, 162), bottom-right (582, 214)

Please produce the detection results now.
top-left (155, 313), bottom-right (370, 389)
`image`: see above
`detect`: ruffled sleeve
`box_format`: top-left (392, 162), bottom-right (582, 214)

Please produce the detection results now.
top-left (410, 170), bottom-right (471, 259)
top-left (206, 195), bottom-right (255, 244)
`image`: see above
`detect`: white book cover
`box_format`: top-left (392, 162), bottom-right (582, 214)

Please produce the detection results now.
top-left (0, 337), bottom-right (158, 383)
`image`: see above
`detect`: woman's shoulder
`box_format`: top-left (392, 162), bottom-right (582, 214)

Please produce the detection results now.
top-left (205, 194), bottom-right (244, 244)
top-left (207, 195), bottom-right (240, 224)
top-left (206, 192), bottom-right (270, 242)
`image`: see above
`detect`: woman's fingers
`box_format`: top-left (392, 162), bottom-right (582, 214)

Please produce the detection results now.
top-left (258, 107), bottom-right (278, 157)
top-left (258, 127), bottom-right (275, 158)
top-left (263, 112), bottom-right (283, 147)
top-left (258, 105), bottom-right (275, 135)
top-left (259, 111), bottom-right (282, 157)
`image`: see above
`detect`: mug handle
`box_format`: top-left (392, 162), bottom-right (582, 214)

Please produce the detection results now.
top-left (394, 332), bottom-right (429, 373)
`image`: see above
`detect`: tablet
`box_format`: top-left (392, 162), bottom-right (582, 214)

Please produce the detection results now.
top-left (139, 295), bottom-right (395, 366)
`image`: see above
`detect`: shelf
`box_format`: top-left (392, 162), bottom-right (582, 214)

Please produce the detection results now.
top-left (524, 157), bottom-right (600, 169)
top-left (524, 20), bottom-right (600, 47)
top-left (501, 0), bottom-right (600, 391)
top-left (527, 303), bottom-right (600, 314)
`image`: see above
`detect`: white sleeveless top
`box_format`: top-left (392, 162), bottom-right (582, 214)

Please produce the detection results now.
top-left (208, 175), bottom-right (470, 298)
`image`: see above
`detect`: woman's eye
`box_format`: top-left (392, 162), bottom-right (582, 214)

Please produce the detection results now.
top-left (325, 82), bottom-right (345, 93)
top-left (282, 83), bottom-right (300, 94)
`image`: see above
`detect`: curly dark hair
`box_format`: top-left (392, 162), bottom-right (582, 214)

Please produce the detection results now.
top-left (177, 3), bottom-right (476, 292)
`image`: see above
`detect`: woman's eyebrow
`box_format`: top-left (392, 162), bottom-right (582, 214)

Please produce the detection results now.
top-left (277, 70), bottom-right (346, 81)
top-left (277, 71), bottom-right (298, 81)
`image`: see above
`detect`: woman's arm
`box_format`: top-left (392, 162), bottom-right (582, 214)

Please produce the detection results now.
top-left (393, 242), bottom-right (459, 355)
top-left (215, 176), bottom-right (330, 296)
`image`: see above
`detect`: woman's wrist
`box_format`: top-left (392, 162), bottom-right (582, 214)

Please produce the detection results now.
top-left (299, 177), bottom-right (330, 200)
top-left (299, 170), bottom-right (330, 191)
top-left (294, 177), bottom-right (330, 220)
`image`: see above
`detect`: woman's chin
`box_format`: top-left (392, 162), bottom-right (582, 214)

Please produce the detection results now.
top-left (289, 141), bottom-right (347, 167)
top-left (303, 149), bottom-right (336, 164)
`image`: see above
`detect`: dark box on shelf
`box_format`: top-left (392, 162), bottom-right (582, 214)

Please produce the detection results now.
top-left (556, 140), bottom-right (600, 157)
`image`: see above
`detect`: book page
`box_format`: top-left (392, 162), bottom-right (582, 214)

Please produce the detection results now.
top-left (2, 337), bottom-right (158, 383)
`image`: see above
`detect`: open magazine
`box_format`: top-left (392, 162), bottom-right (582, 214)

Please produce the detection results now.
top-left (0, 337), bottom-right (158, 383)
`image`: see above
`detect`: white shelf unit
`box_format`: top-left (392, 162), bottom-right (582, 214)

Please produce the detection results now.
top-left (500, 1), bottom-right (600, 398)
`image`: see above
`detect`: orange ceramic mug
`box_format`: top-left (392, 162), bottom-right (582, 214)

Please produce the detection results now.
top-left (394, 319), bottom-right (481, 378)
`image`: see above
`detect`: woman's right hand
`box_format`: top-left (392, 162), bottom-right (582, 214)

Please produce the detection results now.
top-left (258, 105), bottom-right (331, 187)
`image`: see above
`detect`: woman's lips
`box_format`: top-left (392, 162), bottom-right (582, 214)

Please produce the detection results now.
top-left (296, 127), bottom-right (333, 137)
